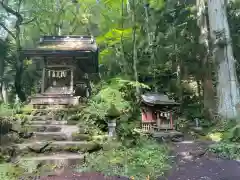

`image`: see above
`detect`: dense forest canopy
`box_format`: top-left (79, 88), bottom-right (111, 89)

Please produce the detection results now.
top-left (0, 0), bottom-right (240, 120)
top-left (1, 1), bottom-right (240, 179)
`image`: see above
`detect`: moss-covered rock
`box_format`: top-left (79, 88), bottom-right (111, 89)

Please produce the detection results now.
top-left (72, 133), bottom-right (91, 141)
top-left (0, 117), bottom-right (12, 135)
top-left (21, 141), bottom-right (102, 154)
top-left (51, 142), bottom-right (101, 153)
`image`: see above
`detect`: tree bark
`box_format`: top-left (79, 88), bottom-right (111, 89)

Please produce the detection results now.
top-left (207, 0), bottom-right (239, 119)
top-left (197, 0), bottom-right (216, 119)
top-left (2, 82), bottom-right (8, 103)
top-left (1, 0), bottom-right (26, 102)
top-left (15, 15), bottom-right (26, 102)
top-left (131, 0), bottom-right (140, 98)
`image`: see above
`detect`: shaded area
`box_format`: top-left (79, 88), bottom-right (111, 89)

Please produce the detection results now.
top-left (164, 140), bottom-right (240, 180)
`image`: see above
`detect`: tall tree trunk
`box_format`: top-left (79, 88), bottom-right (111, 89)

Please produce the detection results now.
top-left (1, 0), bottom-right (27, 102)
top-left (197, 0), bottom-right (215, 119)
top-left (132, 0), bottom-right (140, 98)
top-left (0, 85), bottom-right (3, 102)
top-left (207, 0), bottom-right (239, 119)
top-left (0, 60), bottom-right (4, 102)
top-left (2, 82), bottom-right (8, 103)
top-left (15, 18), bottom-right (26, 102)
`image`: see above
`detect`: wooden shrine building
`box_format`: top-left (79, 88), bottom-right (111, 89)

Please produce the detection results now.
top-left (141, 92), bottom-right (180, 132)
top-left (21, 36), bottom-right (98, 106)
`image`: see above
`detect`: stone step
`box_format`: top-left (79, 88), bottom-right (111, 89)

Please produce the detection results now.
top-left (25, 124), bottom-right (78, 132)
top-left (28, 107), bottom-right (83, 112)
top-left (28, 120), bottom-right (77, 125)
top-left (30, 124), bottom-right (79, 141)
top-left (32, 132), bottom-right (72, 141)
top-left (24, 115), bottom-right (79, 122)
top-left (17, 141), bottom-right (100, 154)
top-left (19, 152), bottom-right (85, 169)
top-left (30, 95), bottom-right (79, 106)
top-left (26, 115), bottom-right (61, 121)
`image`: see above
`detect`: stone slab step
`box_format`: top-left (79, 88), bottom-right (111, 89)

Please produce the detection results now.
top-left (32, 132), bottom-right (71, 141)
top-left (29, 120), bottom-right (77, 125)
top-left (17, 141), bottom-right (100, 154)
top-left (27, 107), bottom-right (84, 112)
top-left (19, 153), bottom-right (85, 169)
top-left (30, 95), bottom-right (79, 105)
top-left (31, 125), bottom-right (79, 140)
top-left (18, 141), bottom-right (88, 149)
top-left (26, 115), bottom-right (60, 121)
top-left (25, 124), bottom-right (78, 132)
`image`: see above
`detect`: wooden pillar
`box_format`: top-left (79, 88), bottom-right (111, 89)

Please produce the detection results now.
top-left (41, 68), bottom-right (45, 94)
top-left (170, 112), bottom-right (173, 129)
top-left (70, 68), bottom-right (74, 94)
top-left (156, 112), bottom-right (161, 128)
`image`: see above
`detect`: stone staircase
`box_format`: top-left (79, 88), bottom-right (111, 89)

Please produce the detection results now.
top-left (12, 107), bottom-right (100, 172)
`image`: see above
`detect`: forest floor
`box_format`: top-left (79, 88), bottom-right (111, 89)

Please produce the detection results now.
top-left (164, 139), bottom-right (240, 180)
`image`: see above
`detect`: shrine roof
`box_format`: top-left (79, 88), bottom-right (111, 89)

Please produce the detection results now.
top-left (141, 92), bottom-right (179, 105)
top-left (21, 36), bottom-right (98, 55)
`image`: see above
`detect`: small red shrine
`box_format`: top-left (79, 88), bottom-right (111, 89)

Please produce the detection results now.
top-left (141, 93), bottom-right (179, 132)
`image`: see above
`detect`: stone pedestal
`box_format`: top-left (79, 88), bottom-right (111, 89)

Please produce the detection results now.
top-left (107, 119), bottom-right (116, 138)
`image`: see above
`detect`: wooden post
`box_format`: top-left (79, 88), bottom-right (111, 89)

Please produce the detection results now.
top-left (156, 112), bottom-right (161, 129)
top-left (41, 68), bottom-right (45, 94)
top-left (70, 68), bottom-right (74, 94)
top-left (170, 112), bottom-right (173, 129)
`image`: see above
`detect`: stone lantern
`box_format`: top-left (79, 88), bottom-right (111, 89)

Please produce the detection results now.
top-left (106, 103), bottom-right (120, 138)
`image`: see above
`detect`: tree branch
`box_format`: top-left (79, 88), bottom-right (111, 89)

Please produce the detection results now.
top-left (17, 0), bottom-right (23, 13)
top-left (0, 0), bottom-right (23, 22)
top-left (0, 22), bottom-right (16, 39)
top-left (69, 12), bottom-right (78, 35)
top-left (35, 20), bottom-right (47, 34)
top-left (22, 17), bottom-right (36, 25)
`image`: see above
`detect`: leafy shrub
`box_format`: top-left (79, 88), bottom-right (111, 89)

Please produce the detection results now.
top-left (207, 119), bottom-right (240, 159)
top-left (81, 78), bottom-right (149, 141)
top-left (209, 142), bottom-right (240, 159)
top-left (0, 103), bottom-right (14, 117)
top-left (78, 138), bottom-right (170, 179)
top-left (223, 124), bottom-right (240, 142)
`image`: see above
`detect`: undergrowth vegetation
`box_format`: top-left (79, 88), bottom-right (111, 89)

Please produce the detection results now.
top-left (208, 119), bottom-right (240, 159)
top-left (80, 78), bottom-right (149, 144)
top-left (78, 138), bottom-right (170, 180)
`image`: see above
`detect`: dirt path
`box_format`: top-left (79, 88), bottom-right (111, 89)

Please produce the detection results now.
top-left (164, 140), bottom-right (240, 180)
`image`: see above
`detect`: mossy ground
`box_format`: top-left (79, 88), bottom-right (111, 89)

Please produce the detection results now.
top-left (76, 138), bottom-right (171, 180)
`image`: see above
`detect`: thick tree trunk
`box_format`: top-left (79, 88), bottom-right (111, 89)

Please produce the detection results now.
top-left (0, 85), bottom-right (3, 102)
top-left (2, 82), bottom-right (8, 103)
top-left (15, 20), bottom-right (26, 102)
top-left (1, 1), bottom-right (26, 102)
top-left (207, 0), bottom-right (239, 119)
top-left (132, 0), bottom-right (140, 98)
top-left (197, 0), bottom-right (216, 119)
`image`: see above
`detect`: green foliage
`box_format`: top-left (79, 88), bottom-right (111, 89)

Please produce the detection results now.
top-left (209, 143), bottom-right (240, 159)
top-left (81, 78), bottom-right (148, 142)
top-left (0, 103), bottom-right (14, 117)
top-left (0, 163), bottom-right (26, 180)
top-left (208, 119), bottom-right (240, 159)
top-left (82, 78), bottom-right (147, 122)
top-left (78, 138), bottom-right (170, 179)
top-left (225, 125), bottom-right (240, 142)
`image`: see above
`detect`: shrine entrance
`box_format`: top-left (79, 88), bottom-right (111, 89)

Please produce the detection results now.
top-left (44, 67), bottom-right (72, 94)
